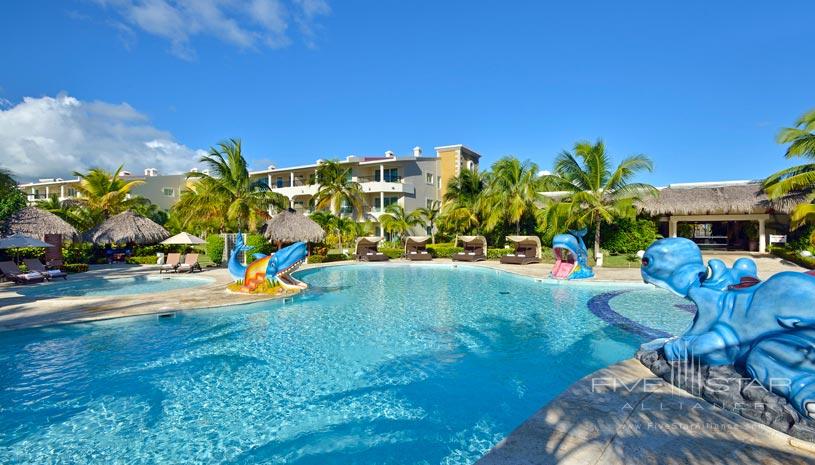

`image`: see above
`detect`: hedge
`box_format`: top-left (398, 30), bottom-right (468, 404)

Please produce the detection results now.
top-left (770, 246), bottom-right (815, 270)
top-left (307, 253), bottom-right (351, 264)
top-left (379, 247), bottom-right (404, 259)
top-left (126, 255), bottom-right (158, 265)
top-left (61, 263), bottom-right (89, 273)
top-left (63, 243), bottom-right (93, 264)
top-left (206, 235), bottom-right (225, 265)
top-left (600, 219), bottom-right (658, 254)
top-left (246, 233), bottom-right (274, 256)
top-left (426, 244), bottom-right (463, 258)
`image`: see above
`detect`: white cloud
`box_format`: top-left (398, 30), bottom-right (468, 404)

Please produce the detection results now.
top-left (93, 0), bottom-right (330, 59)
top-left (0, 93), bottom-right (207, 181)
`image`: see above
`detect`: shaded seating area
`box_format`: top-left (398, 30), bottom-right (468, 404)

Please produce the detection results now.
top-left (0, 261), bottom-right (45, 284)
top-left (23, 258), bottom-right (67, 280)
top-left (355, 237), bottom-right (389, 262)
top-left (160, 253), bottom-right (181, 273)
top-left (404, 236), bottom-right (432, 261)
top-left (500, 235), bottom-right (542, 265)
top-left (452, 235), bottom-right (487, 262)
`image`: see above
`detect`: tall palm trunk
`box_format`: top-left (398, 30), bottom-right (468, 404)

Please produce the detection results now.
top-left (430, 221), bottom-right (435, 244)
top-left (336, 227), bottom-right (343, 254)
top-left (515, 221), bottom-right (521, 235)
top-left (594, 220), bottom-right (601, 264)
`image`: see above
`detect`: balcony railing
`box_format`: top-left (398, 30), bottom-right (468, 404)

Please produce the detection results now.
top-left (357, 175), bottom-right (403, 183)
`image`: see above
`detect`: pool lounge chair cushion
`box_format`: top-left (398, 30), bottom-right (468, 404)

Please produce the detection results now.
top-left (160, 253), bottom-right (181, 273)
top-left (23, 259), bottom-right (67, 280)
top-left (0, 261), bottom-right (45, 284)
top-left (177, 253), bottom-right (202, 273)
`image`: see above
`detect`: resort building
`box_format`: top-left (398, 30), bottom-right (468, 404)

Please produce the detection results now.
top-left (17, 170), bottom-right (189, 210)
top-left (248, 145), bottom-right (480, 236)
top-left (16, 144), bottom-right (481, 236)
top-left (639, 180), bottom-right (799, 253)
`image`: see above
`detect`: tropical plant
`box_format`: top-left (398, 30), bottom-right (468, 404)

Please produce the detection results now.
top-left (438, 169), bottom-right (486, 235)
top-left (309, 211), bottom-right (359, 253)
top-left (0, 168), bottom-right (25, 227)
top-left (764, 109), bottom-right (815, 241)
top-left (72, 165), bottom-right (145, 224)
top-left (379, 204), bottom-right (425, 239)
top-left (176, 139), bottom-right (287, 232)
top-left (479, 157), bottom-right (542, 234)
top-left (312, 160), bottom-right (363, 217)
top-left (416, 200), bottom-right (440, 243)
top-left (539, 139), bottom-right (656, 261)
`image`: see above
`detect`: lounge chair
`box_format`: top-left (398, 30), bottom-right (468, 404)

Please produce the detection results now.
top-left (177, 253), bottom-right (202, 273)
top-left (355, 237), bottom-right (389, 262)
top-left (404, 236), bottom-right (432, 261)
top-left (159, 253), bottom-right (181, 273)
top-left (0, 261), bottom-right (45, 284)
top-left (46, 258), bottom-right (63, 269)
top-left (500, 236), bottom-right (542, 265)
top-left (452, 236), bottom-right (487, 262)
top-left (23, 258), bottom-right (68, 280)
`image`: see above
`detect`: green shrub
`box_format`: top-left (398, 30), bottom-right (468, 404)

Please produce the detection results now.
top-left (325, 253), bottom-right (350, 262)
top-left (7, 247), bottom-right (46, 259)
top-left (63, 243), bottom-right (93, 263)
top-left (787, 224), bottom-right (815, 252)
top-left (770, 245), bottom-right (815, 269)
top-left (61, 263), bottom-right (89, 273)
top-left (600, 219), bottom-right (658, 254)
top-left (487, 247), bottom-right (509, 260)
top-left (426, 244), bottom-right (463, 258)
top-left (126, 255), bottom-right (158, 265)
top-left (379, 247), bottom-right (403, 259)
top-left (307, 255), bottom-right (325, 264)
top-left (246, 233), bottom-right (274, 256)
top-left (206, 235), bottom-right (225, 265)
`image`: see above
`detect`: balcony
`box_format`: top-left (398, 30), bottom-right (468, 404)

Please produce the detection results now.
top-left (357, 177), bottom-right (415, 195)
top-left (270, 182), bottom-right (319, 198)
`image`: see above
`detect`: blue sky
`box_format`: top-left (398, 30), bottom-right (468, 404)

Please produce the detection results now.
top-left (1, 1), bottom-right (813, 185)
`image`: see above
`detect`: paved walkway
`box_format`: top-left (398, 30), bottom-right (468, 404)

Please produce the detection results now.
top-left (478, 359), bottom-right (815, 465)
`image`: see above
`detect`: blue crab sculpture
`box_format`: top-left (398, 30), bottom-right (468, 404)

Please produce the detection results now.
top-left (641, 237), bottom-right (815, 418)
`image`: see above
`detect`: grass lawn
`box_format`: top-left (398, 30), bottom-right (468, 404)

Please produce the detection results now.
top-left (596, 253), bottom-right (641, 268)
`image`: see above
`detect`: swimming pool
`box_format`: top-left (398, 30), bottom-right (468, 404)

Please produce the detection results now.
top-left (14, 275), bottom-right (214, 298)
top-left (0, 265), bottom-right (691, 464)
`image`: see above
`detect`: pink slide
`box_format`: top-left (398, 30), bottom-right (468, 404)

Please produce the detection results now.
top-left (551, 248), bottom-right (576, 279)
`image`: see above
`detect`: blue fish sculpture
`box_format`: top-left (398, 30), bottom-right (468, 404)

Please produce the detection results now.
top-left (641, 237), bottom-right (815, 418)
top-left (551, 228), bottom-right (594, 279)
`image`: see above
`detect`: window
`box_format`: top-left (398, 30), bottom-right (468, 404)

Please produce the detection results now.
top-left (436, 176), bottom-right (441, 188)
top-left (162, 187), bottom-right (175, 197)
top-left (374, 168), bottom-right (399, 182)
top-left (66, 187), bottom-right (77, 197)
top-left (276, 177), bottom-right (284, 188)
top-left (426, 173), bottom-right (434, 185)
top-left (374, 196), bottom-right (399, 211)
top-left (339, 199), bottom-right (353, 214)
top-left (426, 198), bottom-right (434, 209)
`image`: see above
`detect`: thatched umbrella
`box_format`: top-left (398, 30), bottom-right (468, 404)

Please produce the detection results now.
top-left (2, 206), bottom-right (79, 241)
top-left (84, 211), bottom-right (170, 245)
top-left (262, 210), bottom-right (325, 248)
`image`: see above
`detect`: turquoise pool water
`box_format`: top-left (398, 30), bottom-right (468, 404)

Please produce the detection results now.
top-left (15, 275), bottom-right (213, 298)
top-left (0, 265), bottom-right (691, 464)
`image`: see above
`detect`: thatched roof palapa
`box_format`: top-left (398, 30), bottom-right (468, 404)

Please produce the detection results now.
top-left (84, 211), bottom-right (170, 245)
top-left (263, 210), bottom-right (325, 243)
top-left (2, 206), bottom-right (79, 241)
top-left (637, 181), bottom-right (803, 216)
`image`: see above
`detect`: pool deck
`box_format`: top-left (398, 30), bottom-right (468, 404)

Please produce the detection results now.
top-left (477, 359), bottom-right (815, 465)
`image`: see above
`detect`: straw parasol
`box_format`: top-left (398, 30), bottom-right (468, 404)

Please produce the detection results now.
top-left (262, 210), bottom-right (325, 244)
top-left (84, 211), bottom-right (170, 245)
top-left (161, 232), bottom-right (206, 245)
top-left (2, 206), bottom-right (79, 241)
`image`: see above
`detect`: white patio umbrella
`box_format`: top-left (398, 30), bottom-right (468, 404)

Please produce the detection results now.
top-left (0, 233), bottom-right (55, 249)
top-left (0, 233), bottom-right (54, 264)
top-left (160, 232), bottom-right (206, 245)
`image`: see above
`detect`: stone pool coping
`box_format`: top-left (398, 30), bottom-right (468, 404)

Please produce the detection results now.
top-left (477, 359), bottom-right (815, 465)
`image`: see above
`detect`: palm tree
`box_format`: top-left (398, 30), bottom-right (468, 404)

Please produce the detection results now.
top-left (0, 168), bottom-right (16, 192)
top-left (72, 165), bottom-right (145, 224)
top-left (180, 139), bottom-right (287, 232)
top-left (764, 109), bottom-right (815, 234)
top-left (0, 168), bottom-right (26, 225)
top-left (416, 200), bottom-right (440, 243)
top-left (379, 204), bottom-right (424, 239)
top-left (540, 139), bottom-right (656, 261)
top-left (312, 160), bottom-right (363, 217)
top-left (439, 169), bottom-right (486, 235)
top-left (480, 157), bottom-right (542, 234)
top-left (309, 211), bottom-right (356, 253)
